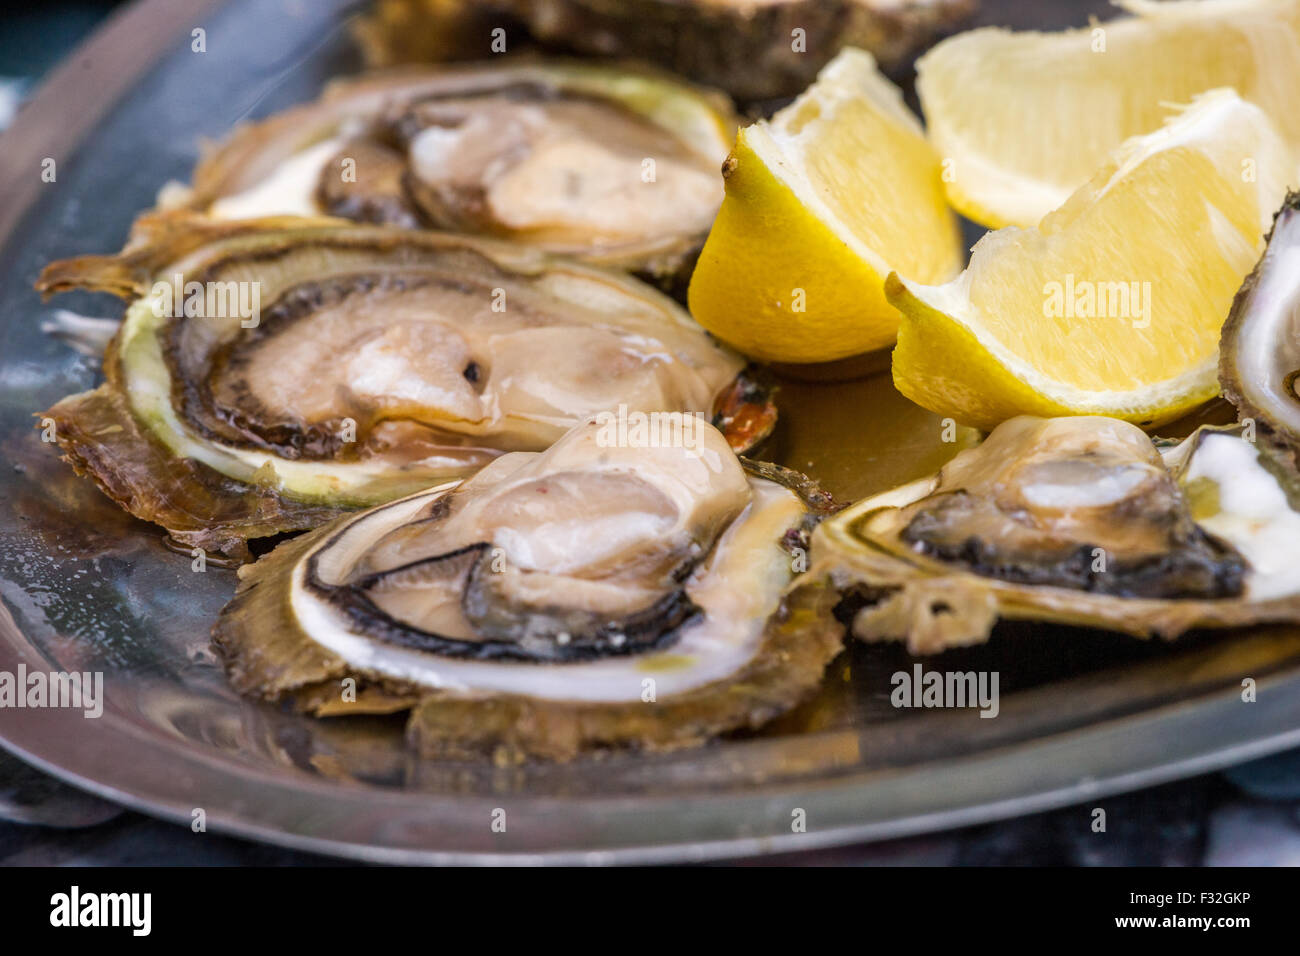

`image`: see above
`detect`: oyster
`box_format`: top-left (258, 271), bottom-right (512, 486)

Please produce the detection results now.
top-left (802, 415), bottom-right (1300, 654)
top-left (358, 0), bottom-right (977, 101)
top-left (36, 216), bottom-right (773, 560)
top-left (212, 418), bottom-right (842, 761)
top-left (174, 61), bottom-right (737, 287)
top-left (1220, 191), bottom-right (1300, 469)
top-left (351, 1), bottom-right (524, 71)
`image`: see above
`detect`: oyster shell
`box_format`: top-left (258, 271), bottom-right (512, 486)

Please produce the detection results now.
top-left (357, 0), bottom-right (977, 101)
top-left (173, 61), bottom-right (738, 288)
top-left (1220, 190), bottom-right (1300, 470)
top-left (36, 215), bottom-right (773, 560)
top-left (212, 418), bottom-right (842, 762)
top-left (351, 1), bottom-right (524, 72)
top-left (802, 415), bottom-right (1300, 654)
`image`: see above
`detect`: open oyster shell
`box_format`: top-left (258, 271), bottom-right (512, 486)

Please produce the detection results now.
top-left (801, 415), bottom-right (1300, 655)
top-left (170, 60), bottom-right (738, 289)
top-left (36, 215), bottom-right (773, 560)
top-left (212, 419), bottom-right (842, 762)
top-left (1220, 190), bottom-right (1300, 471)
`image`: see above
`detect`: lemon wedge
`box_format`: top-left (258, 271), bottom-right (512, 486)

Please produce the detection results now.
top-left (888, 89), bottom-right (1296, 430)
top-left (918, 0), bottom-right (1300, 228)
top-left (687, 47), bottom-right (962, 364)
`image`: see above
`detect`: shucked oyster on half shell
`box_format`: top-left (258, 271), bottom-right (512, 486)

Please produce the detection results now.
top-left (169, 60), bottom-right (737, 288)
top-left (800, 415), bottom-right (1300, 655)
top-left (36, 215), bottom-right (773, 561)
top-left (212, 418), bottom-right (843, 762)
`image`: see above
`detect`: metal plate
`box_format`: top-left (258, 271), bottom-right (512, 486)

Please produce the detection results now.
top-left (2, 0), bottom-right (1299, 864)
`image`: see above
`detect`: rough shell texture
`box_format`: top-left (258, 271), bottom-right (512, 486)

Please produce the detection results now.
top-left (802, 422), bottom-right (1300, 655)
top-left (36, 214), bottom-right (774, 560)
top-left (176, 61), bottom-right (738, 289)
top-left (211, 471), bottom-right (843, 763)
top-left (42, 382), bottom-right (337, 564)
top-left (403, 582), bottom-right (842, 762)
top-left (515, 0), bottom-right (977, 100)
top-left (358, 0), bottom-right (978, 101)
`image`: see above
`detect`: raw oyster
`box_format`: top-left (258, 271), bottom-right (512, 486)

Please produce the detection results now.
top-left (802, 415), bottom-right (1300, 654)
top-left (212, 418), bottom-right (842, 762)
top-left (36, 216), bottom-right (772, 560)
top-left (173, 61), bottom-right (738, 287)
top-left (1220, 191), bottom-right (1300, 469)
top-left (357, 0), bottom-right (977, 101)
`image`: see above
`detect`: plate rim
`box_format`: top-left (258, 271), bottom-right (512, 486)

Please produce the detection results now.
top-left (6, 596), bottom-right (1300, 863)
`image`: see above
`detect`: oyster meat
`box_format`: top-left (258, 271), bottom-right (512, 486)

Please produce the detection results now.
top-left (212, 418), bottom-right (843, 761)
top-left (37, 216), bottom-right (772, 560)
top-left (802, 415), bottom-right (1300, 654)
top-left (175, 61), bottom-right (738, 287)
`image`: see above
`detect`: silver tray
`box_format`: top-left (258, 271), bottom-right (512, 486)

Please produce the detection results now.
top-left (2, 0), bottom-right (1299, 864)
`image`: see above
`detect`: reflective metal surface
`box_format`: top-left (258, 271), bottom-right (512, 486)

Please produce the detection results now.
top-left (2, 0), bottom-right (1300, 864)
